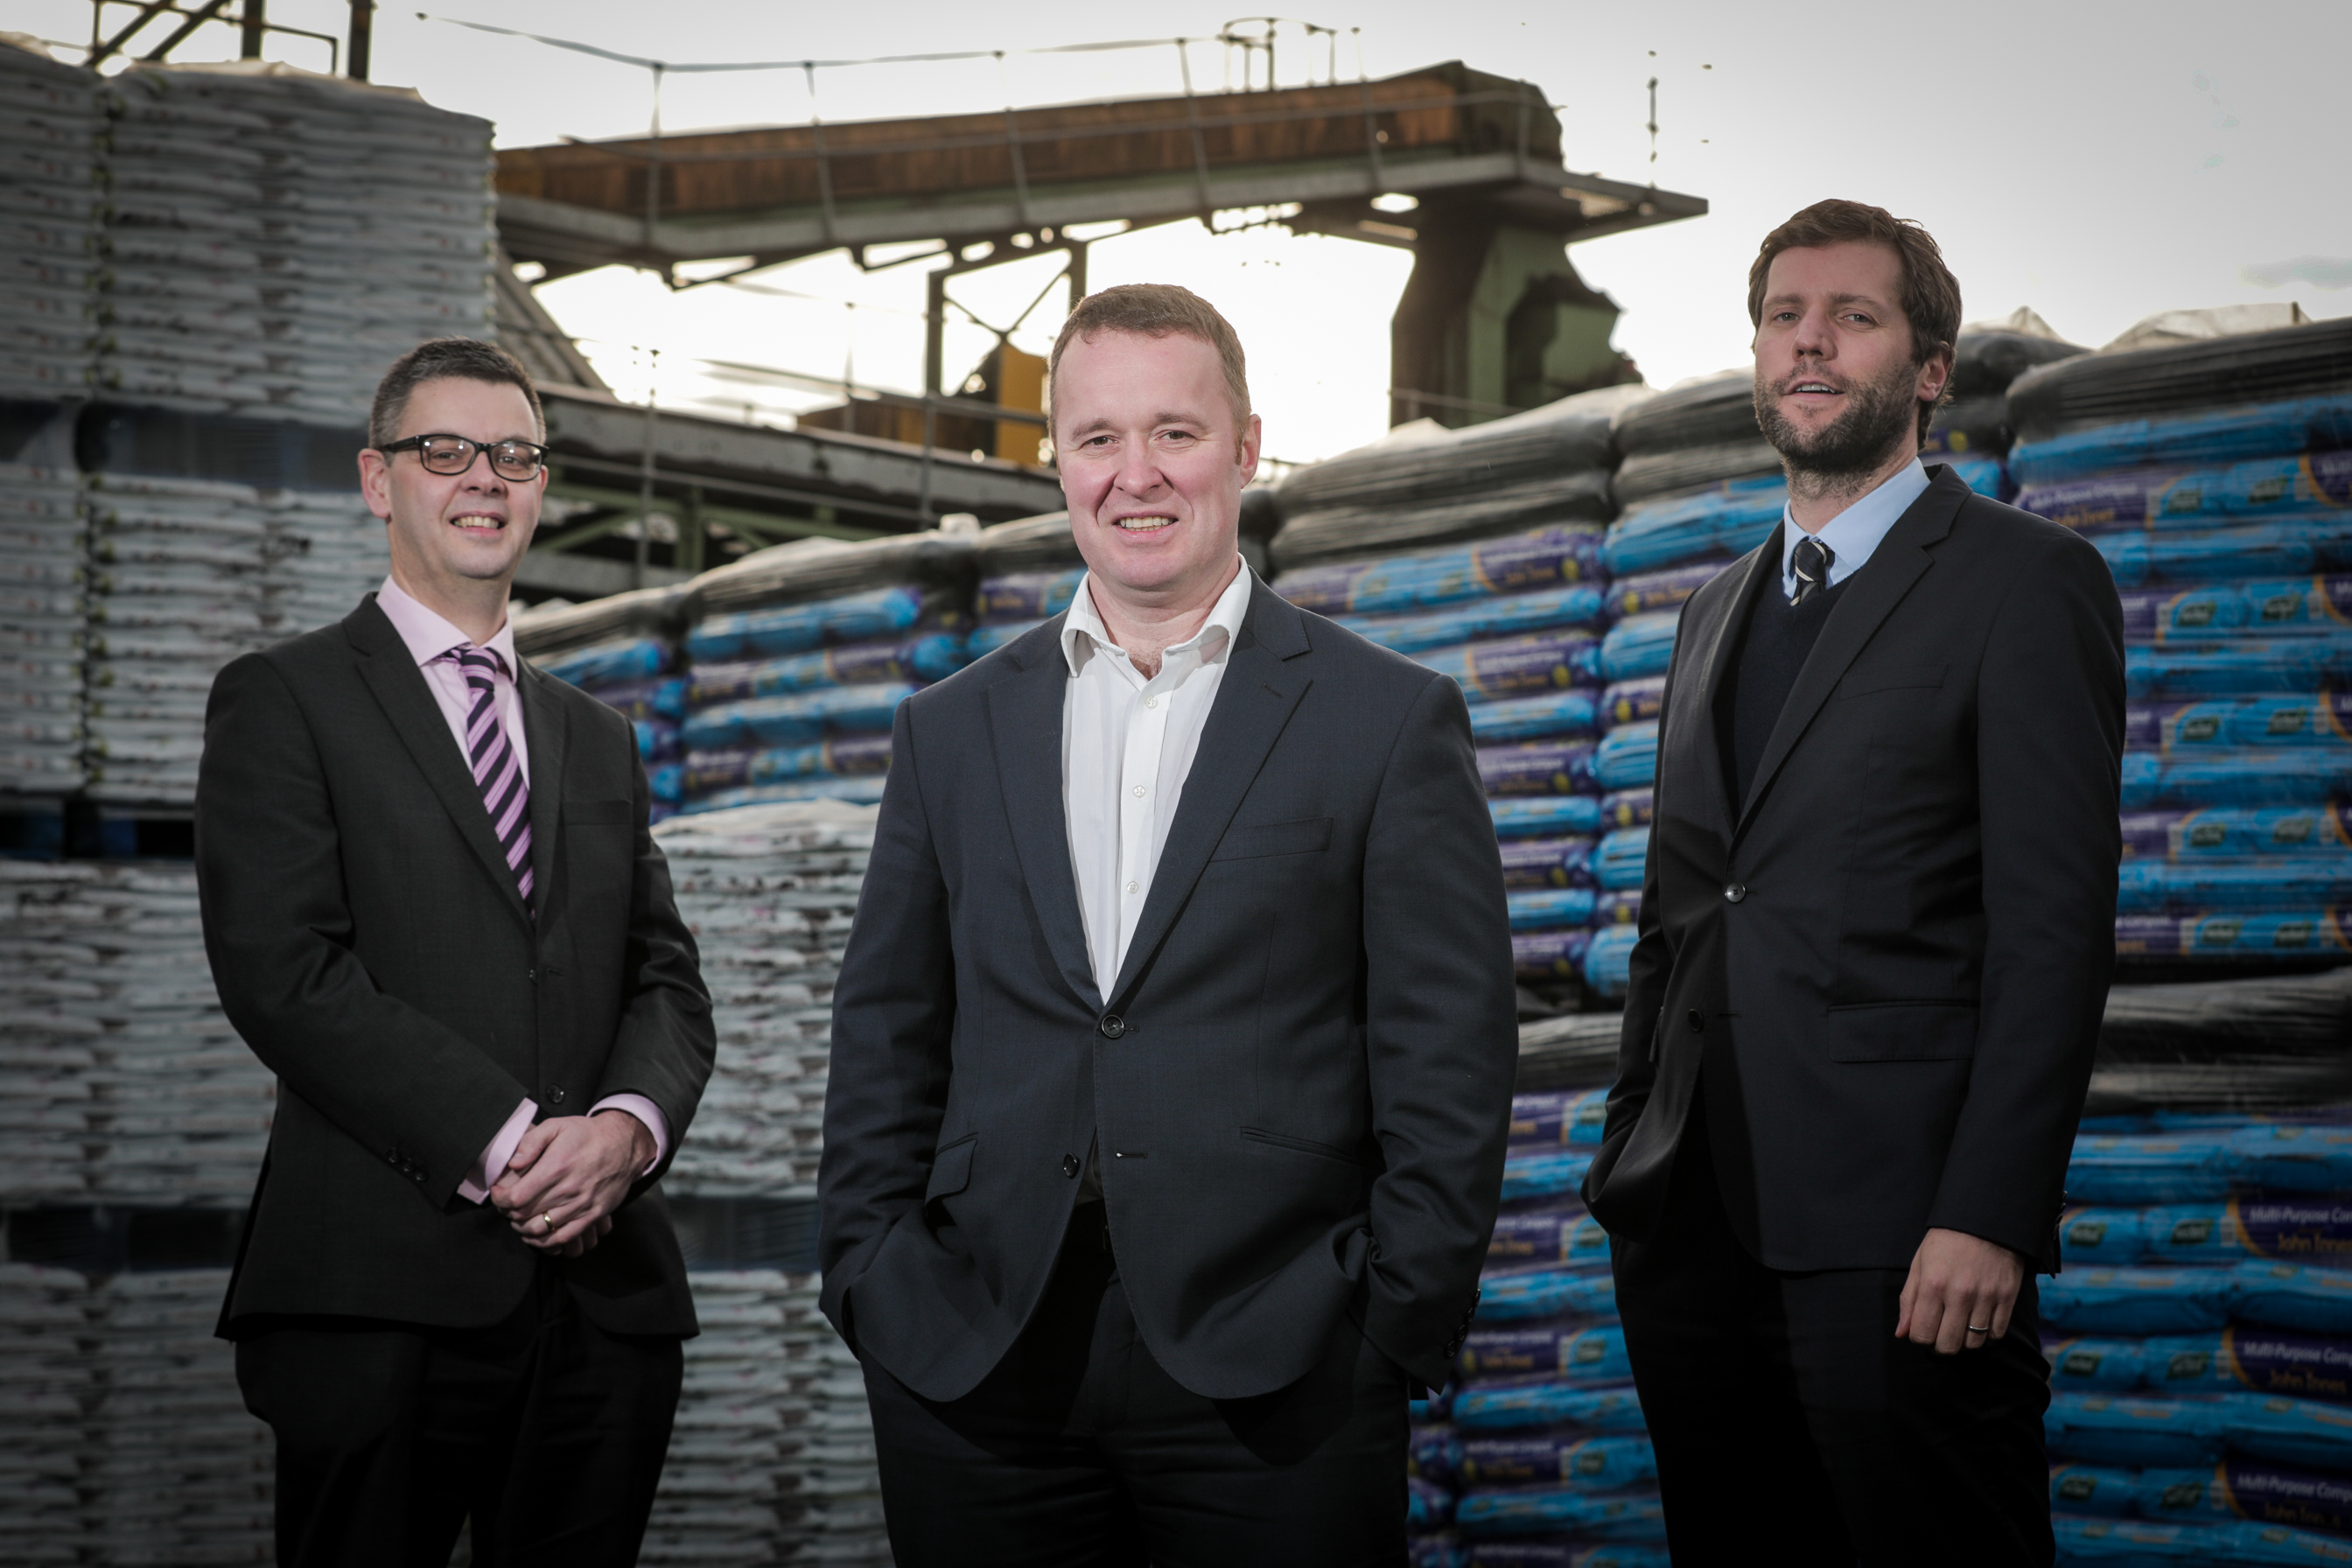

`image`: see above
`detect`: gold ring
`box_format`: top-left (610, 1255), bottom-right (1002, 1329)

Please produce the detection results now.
top-left (539, 1212), bottom-right (556, 1230)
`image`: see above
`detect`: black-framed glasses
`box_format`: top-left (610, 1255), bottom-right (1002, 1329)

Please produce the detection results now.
top-left (380, 433), bottom-right (550, 482)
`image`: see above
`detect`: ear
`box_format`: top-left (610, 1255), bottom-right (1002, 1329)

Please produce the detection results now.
top-left (1236, 412), bottom-right (1262, 491)
top-left (357, 446), bottom-right (394, 522)
top-left (1916, 343), bottom-right (1956, 405)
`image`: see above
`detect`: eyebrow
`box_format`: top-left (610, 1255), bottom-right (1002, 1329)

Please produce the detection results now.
top-left (1762, 290), bottom-right (1891, 312)
top-left (1064, 412), bottom-right (1216, 438)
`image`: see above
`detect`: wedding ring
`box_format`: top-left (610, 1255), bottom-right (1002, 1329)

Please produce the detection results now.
top-left (539, 1212), bottom-right (556, 1231)
top-left (1967, 1323), bottom-right (1991, 1334)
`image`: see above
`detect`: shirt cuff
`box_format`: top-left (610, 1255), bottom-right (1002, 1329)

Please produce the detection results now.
top-left (591, 1095), bottom-right (669, 1177)
top-left (458, 1098), bottom-right (539, 1206)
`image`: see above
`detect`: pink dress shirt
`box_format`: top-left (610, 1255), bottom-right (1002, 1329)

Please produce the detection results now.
top-left (374, 577), bottom-right (668, 1204)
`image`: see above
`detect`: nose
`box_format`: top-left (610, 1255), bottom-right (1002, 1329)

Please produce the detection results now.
top-left (1791, 303), bottom-right (1837, 360)
top-left (1114, 441), bottom-right (1164, 497)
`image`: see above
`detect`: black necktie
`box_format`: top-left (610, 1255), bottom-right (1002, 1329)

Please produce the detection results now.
top-left (1790, 535), bottom-right (1834, 606)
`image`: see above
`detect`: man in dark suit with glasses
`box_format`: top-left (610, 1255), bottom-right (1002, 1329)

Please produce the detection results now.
top-left (196, 337), bottom-right (714, 1566)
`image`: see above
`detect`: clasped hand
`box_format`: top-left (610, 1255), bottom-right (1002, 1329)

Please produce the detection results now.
top-left (491, 1112), bottom-right (653, 1259)
top-left (1895, 1226), bottom-right (2025, 1355)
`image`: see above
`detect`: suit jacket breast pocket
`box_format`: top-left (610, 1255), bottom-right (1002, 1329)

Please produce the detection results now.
top-left (1209, 816), bottom-right (1333, 862)
top-left (1837, 663), bottom-right (1949, 701)
top-left (567, 798), bottom-right (634, 828)
top-left (1827, 1001), bottom-right (1978, 1062)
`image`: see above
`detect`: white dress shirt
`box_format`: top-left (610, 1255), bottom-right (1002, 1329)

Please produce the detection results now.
top-left (374, 577), bottom-right (667, 1204)
top-left (1060, 559), bottom-right (1254, 994)
top-left (1779, 458), bottom-right (1931, 599)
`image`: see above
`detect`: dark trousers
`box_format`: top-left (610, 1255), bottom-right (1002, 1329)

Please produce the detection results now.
top-left (1612, 1101), bottom-right (2054, 1567)
top-left (862, 1219), bottom-right (1410, 1568)
top-left (233, 1262), bottom-right (683, 1568)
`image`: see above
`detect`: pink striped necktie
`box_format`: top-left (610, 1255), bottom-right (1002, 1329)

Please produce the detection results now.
top-left (447, 644), bottom-right (534, 906)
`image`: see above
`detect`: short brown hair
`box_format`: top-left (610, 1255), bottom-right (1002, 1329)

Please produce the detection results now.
top-left (1047, 284), bottom-right (1250, 427)
top-left (1747, 200), bottom-right (1960, 440)
top-left (370, 338), bottom-right (544, 449)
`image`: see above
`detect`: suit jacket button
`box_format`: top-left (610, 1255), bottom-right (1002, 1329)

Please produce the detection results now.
top-left (1061, 1154), bottom-right (1082, 1178)
top-left (549, 1086), bottom-right (567, 1106)
top-left (1723, 883), bottom-right (1747, 904)
top-left (1098, 1015), bottom-right (1127, 1040)
top-left (1686, 1009), bottom-right (1704, 1032)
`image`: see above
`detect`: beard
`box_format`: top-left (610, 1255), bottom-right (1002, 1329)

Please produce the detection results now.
top-left (1753, 358), bottom-right (1922, 483)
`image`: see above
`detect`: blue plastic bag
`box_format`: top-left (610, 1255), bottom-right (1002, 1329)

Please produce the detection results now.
top-left (588, 675), bottom-right (687, 722)
top-left (1606, 564), bottom-right (1723, 626)
top-left (2049, 1461), bottom-right (2142, 1516)
top-left (1493, 798), bottom-right (1604, 838)
top-left (2062, 1208), bottom-right (2152, 1267)
top-left (1600, 677), bottom-right (1666, 731)
top-left (1472, 692), bottom-right (1602, 745)
top-left (1498, 836), bottom-right (1599, 891)
top-left (2048, 1337), bottom-right (2152, 1392)
top-left (1420, 632), bottom-right (1604, 703)
top-left (1592, 724), bottom-right (1659, 791)
top-left (2046, 1391), bottom-right (2229, 1466)
top-left (2095, 520), bottom-right (2352, 587)
top-left (681, 683), bottom-right (917, 750)
top-left (2116, 859), bottom-right (2352, 915)
top-left (1483, 1215), bottom-right (1611, 1280)
top-left (1603, 480), bottom-right (1785, 578)
top-left (679, 774), bottom-right (890, 814)
top-left (1410, 1421), bottom-right (1460, 1486)
top-left (1460, 1326), bottom-right (1631, 1387)
top-left (2121, 806), bottom-right (2352, 861)
top-left (2018, 450), bottom-right (2352, 529)
top-left (1474, 1264), bottom-right (1614, 1321)
top-left (2134, 1459), bottom-right (2352, 1534)
top-left (1343, 585), bottom-right (1609, 654)
top-left (1455, 1432), bottom-right (1654, 1490)
top-left (1507, 1090), bottom-right (1609, 1150)
top-left (690, 634), bottom-right (969, 705)
top-left (2115, 911), bottom-right (2352, 959)
top-left (2128, 639), bottom-right (2352, 700)
top-left (2039, 1268), bottom-right (2236, 1335)
top-left (1508, 889), bottom-right (1598, 932)
top-left (968, 619), bottom-right (1045, 655)
top-left (1274, 526), bottom-right (1607, 616)
top-left (2117, 577), bottom-right (2352, 646)
top-left (1410, 1474), bottom-right (1456, 1530)
top-left (1590, 890), bottom-right (1642, 927)
top-left (1455, 1487), bottom-right (1665, 1543)
top-left (2067, 1134), bottom-right (2238, 1204)
top-left (977, 568), bottom-right (1084, 621)
top-left (687, 584), bottom-right (933, 662)
top-left (2125, 695), bottom-right (2352, 754)
top-left (681, 734), bottom-right (895, 795)
top-left (1450, 1380), bottom-right (1645, 1433)
top-left (2146, 1198), bottom-right (2352, 1266)
top-left (2215, 1390), bottom-right (2352, 1473)
top-left (536, 634), bottom-right (670, 688)
top-left (1499, 1153), bottom-right (1600, 1208)
top-left (1599, 789), bottom-right (1654, 830)
top-left (2233, 1263), bottom-right (2352, 1334)
top-left (1514, 929), bottom-right (1594, 982)
top-left (1593, 828), bottom-right (1651, 892)
top-left (1584, 925), bottom-right (1637, 998)
top-left (2229, 1126), bottom-right (2352, 1194)
top-left (2140, 1328), bottom-right (2352, 1403)
top-left (2050, 1513), bottom-right (2232, 1564)
top-left (1599, 613), bottom-right (1679, 683)
top-left (2008, 392), bottom-right (2352, 486)
top-left (1464, 1546), bottom-right (1670, 1568)
top-left (1480, 741), bottom-right (1601, 798)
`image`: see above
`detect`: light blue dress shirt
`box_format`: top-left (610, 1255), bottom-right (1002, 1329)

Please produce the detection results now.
top-left (1779, 458), bottom-right (1931, 600)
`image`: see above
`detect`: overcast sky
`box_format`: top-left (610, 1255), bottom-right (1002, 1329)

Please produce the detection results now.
top-left (18, 0), bottom-right (2351, 466)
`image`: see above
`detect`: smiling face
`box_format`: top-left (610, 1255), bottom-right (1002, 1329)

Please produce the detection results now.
top-left (1053, 327), bottom-right (1259, 612)
top-left (1751, 240), bottom-right (1950, 480)
top-left (359, 375), bottom-right (544, 605)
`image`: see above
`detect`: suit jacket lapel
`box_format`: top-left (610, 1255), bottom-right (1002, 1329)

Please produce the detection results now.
top-left (346, 595), bottom-right (534, 928)
top-left (984, 617), bottom-right (1101, 1011)
top-left (519, 661), bottom-right (567, 919)
top-left (1734, 469), bottom-right (1968, 837)
top-left (1106, 581), bottom-right (1312, 1010)
top-left (1684, 541), bottom-right (1779, 840)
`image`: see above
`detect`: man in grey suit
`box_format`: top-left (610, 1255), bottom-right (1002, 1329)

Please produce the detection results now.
top-left (819, 284), bottom-right (1518, 1564)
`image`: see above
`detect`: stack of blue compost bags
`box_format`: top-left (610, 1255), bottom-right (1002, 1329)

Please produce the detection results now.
top-left (515, 586), bottom-right (693, 824)
top-left (676, 532), bottom-right (977, 816)
top-left (1270, 388), bottom-right (1649, 1007)
top-left (2044, 1107), bottom-right (2352, 1562)
top-left (1405, 1088), bottom-right (1665, 1568)
top-left (970, 509), bottom-right (1078, 658)
top-left (1580, 327), bottom-right (2088, 999)
top-left (2008, 312), bottom-right (2352, 967)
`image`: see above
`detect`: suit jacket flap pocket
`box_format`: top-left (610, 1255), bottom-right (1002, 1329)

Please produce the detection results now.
top-left (925, 1134), bottom-right (976, 1200)
top-left (1827, 1001), bottom-right (1978, 1062)
top-left (1210, 816), bottom-right (1333, 861)
top-left (1838, 663), bottom-right (1948, 700)
top-left (567, 797), bottom-right (634, 826)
